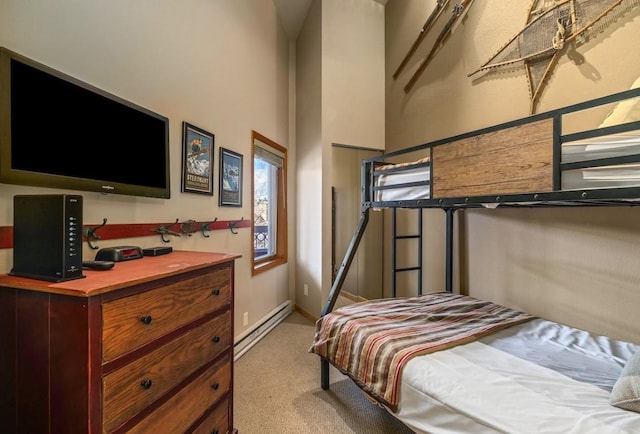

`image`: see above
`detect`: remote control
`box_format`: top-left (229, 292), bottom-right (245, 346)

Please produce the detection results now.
top-left (82, 260), bottom-right (115, 270)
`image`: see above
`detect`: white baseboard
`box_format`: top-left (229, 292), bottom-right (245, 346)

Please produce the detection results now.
top-left (234, 300), bottom-right (292, 361)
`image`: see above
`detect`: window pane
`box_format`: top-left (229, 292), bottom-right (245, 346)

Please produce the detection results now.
top-left (254, 157), bottom-right (277, 259)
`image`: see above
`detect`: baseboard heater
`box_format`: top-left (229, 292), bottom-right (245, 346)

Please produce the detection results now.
top-left (234, 300), bottom-right (292, 361)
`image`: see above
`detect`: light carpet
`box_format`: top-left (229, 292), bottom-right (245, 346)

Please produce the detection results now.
top-left (234, 310), bottom-right (415, 433)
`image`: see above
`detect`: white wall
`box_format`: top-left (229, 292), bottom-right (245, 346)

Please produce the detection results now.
top-left (387, 0), bottom-right (640, 147)
top-left (295, 0), bottom-right (323, 315)
top-left (385, 0), bottom-right (640, 343)
top-left (322, 0), bottom-right (386, 313)
top-left (295, 0), bottom-right (385, 317)
top-left (0, 0), bottom-right (294, 339)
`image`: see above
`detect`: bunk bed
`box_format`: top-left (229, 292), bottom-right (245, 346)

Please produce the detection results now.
top-left (310, 87), bottom-right (640, 433)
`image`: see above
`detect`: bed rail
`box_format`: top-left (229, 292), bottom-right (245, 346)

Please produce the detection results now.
top-left (363, 87), bottom-right (640, 210)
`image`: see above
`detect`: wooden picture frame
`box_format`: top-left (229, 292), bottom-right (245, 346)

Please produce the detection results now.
top-left (219, 147), bottom-right (243, 207)
top-left (181, 122), bottom-right (214, 195)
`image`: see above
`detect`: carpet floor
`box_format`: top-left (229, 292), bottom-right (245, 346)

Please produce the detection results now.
top-left (233, 310), bottom-right (415, 433)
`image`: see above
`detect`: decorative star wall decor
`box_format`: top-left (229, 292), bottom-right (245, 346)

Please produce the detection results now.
top-left (468, 0), bottom-right (639, 113)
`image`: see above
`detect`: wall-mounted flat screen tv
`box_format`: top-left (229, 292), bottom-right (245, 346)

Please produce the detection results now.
top-left (0, 47), bottom-right (171, 199)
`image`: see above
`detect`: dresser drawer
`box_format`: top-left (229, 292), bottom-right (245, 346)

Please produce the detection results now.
top-left (192, 398), bottom-right (229, 434)
top-left (102, 267), bottom-right (230, 361)
top-left (126, 358), bottom-right (231, 434)
top-left (102, 312), bottom-right (231, 432)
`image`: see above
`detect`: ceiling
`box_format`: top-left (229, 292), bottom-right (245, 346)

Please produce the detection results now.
top-left (272, 0), bottom-right (313, 40)
top-left (273, 0), bottom-right (388, 40)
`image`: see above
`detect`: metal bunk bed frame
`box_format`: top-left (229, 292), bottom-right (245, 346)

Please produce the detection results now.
top-left (320, 86), bottom-right (640, 390)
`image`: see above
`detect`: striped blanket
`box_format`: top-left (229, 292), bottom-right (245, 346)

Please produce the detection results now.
top-left (309, 292), bottom-right (535, 410)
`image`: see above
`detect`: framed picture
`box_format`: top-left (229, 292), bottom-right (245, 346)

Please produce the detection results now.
top-left (219, 147), bottom-right (243, 207)
top-left (181, 122), bottom-right (214, 195)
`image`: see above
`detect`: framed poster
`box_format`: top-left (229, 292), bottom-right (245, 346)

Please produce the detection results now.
top-left (219, 147), bottom-right (243, 207)
top-left (181, 122), bottom-right (214, 195)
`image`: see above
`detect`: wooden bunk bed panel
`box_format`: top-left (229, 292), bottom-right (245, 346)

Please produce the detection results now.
top-left (432, 118), bottom-right (554, 198)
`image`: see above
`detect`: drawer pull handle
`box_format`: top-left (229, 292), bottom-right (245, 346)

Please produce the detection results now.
top-left (211, 382), bottom-right (219, 390)
top-left (140, 315), bottom-right (153, 325)
top-left (212, 336), bottom-right (220, 343)
top-left (212, 288), bottom-right (221, 296)
top-left (140, 379), bottom-right (153, 390)
top-left (211, 430), bottom-right (219, 434)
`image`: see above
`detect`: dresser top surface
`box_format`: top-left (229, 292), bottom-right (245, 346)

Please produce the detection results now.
top-left (0, 250), bottom-right (241, 296)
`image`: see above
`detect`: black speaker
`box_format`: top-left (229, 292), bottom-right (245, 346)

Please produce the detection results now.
top-left (11, 194), bottom-right (85, 282)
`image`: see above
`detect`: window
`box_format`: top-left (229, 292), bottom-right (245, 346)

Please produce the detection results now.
top-left (252, 130), bottom-right (287, 274)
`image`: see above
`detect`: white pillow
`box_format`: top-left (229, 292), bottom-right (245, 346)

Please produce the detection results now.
top-left (610, 352), bottom-right (640, 413)
top-left (599, 76), bottom-right (640, 128)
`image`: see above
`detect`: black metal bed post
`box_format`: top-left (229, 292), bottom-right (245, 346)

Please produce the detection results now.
top-left (321, 357), bottom-right (331, 390)
top-left (444, 208), bottom-right (455, 293)
top-left (418, 209), bottom-right (423, 295)
top-left (320, 207), bottom-right (370, 389)
top-left (391, 208), bottom-right (397, 297)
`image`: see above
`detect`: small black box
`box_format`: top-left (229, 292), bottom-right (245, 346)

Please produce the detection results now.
top-left (11, 194), bottom-right (85, 282)
top-left (142, 246), bottom-right (173, 257)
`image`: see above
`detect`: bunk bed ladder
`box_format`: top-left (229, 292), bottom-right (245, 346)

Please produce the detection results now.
top-left (391, 207), bottom-right (423, 297)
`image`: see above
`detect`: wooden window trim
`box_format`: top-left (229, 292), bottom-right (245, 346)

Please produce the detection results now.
top-left (251, 131), bottom-right (287, 276)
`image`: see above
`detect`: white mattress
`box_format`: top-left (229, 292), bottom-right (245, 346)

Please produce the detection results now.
top-left (562, 132), bottom-right (640, 163)
top-left (392, 319), bottom-right (640, 434)
top-left (562, 132), bottom-right (640, 190)
top-left (374, 164), bottom-right (430, 201)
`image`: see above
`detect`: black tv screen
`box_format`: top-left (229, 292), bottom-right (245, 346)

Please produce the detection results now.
top-left (0, 47), bottom-right (171, 199)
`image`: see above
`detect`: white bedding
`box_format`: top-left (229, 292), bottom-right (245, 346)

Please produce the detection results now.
top-left (561, 131), bottom-right (640, 190)
top-left (392, 319), bottom-right (640, 434)
top-left (374, 163), bottom-right (430, 202)
top-left (562, 132), bottom-right (640, 163)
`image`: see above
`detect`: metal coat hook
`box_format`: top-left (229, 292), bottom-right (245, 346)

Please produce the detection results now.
top-left (200, 217), bottom-right (218, 238)
top-left (228, 217), bottom-right (244, 235)
top-left (83, 218), bottom-right (107, 250)
top-left (151, 219), bottom-right (181, 243)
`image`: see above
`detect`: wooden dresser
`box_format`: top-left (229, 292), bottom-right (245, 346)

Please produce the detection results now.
top-left (0, 250), bottom-right (240, 434)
